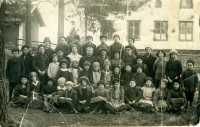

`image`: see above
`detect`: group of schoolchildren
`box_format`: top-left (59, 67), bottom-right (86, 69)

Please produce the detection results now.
top-left (6, 34), bottom-right (199, 115)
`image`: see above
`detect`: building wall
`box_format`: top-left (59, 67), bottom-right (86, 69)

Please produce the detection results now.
top-left (5, 25), bottom-right (19, 47)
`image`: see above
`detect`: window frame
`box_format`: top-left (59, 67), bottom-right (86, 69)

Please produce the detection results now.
top-left (153, 21), bottom-right (168, 41)
top-left (179, 21), bottom-right (193, 42)
top-left (127, 20), bottom-right (141, 41)
top-left (180, 0), bottom-right (193, 9)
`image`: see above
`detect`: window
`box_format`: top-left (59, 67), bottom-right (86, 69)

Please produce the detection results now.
top-left (127, 20), bottom-right (141, 40)
top-left (180, 0), bottom-right (193, 9)
top-left (154, 21), bottom-right (168, 41)
top-left (155, 0), bottom-right (162, 8)
top-left (179, 21), bottom-right (193, 41)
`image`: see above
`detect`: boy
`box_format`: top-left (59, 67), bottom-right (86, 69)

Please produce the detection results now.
top-left (79, 46), bottom-right (97, 69)
top-left (123, 45), bottom-right (137, 66)
top-left (121, 63), bottom-right (134, 89)
top-left (125, 79), bottom-right (142, 111)
top-left (6, 49), bottom-right (25, 102)
top-left (133, 55), bottom-right (149, 76)
top-left (127, 38), bottom-right (138, 56)
top-left (67, 44), bottom-right (82, 67)
top-left (69, 35), bottom-right (83, 55)
top-left (110, 50), bottom-right (125, 71)
top-left (56, 47), bottom-right (69, 63)
top-left (180, 60), bottom-right (198, 107)
top-left (142, 45), bottom-right (157, 79)
top-left (20, 45), bottom-right (33, 75)
top-left (165, 49), bottom-right (182, 90)
top-left (43, 37), bottom-right (55, 62)
top-left (112, 66), bottom-right (121, 80)
top-left (96, 35), bottom-right (110, 56)
top-left (79, 61), bottom-right (91, 80)
top-left (32, 44), bottom-right (49, 88)
top-left (110, 34), bottom-right (125, 59)
top-left (96, 45), bottom-right (110, 69)
top-left (47, 54), bottom-right (60, 79)
top-left (132, 66), bottom-right (146, 88)
top-left (55, 37), bottom-right (69, 56)
top-left (82, 35), bottom-right (97, 56)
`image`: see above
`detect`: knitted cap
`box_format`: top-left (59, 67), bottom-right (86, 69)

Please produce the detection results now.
top-left (43, 37), bottom-right (51, 43)
top-left (145, 45), bottom-right (153, 51)
top-left (97, 80), bottom-right (106, 86)
top-left (186, 59), bottom-right (194, 66)
top-left (21, 45), bottom-right (30, 51)
top-left (12, 48), bottom-right (19, 53)
top-left (38, 44), bottom-right (45, 50)
top-left (98, 45), bottom-right (108, 52)
top-left (78, 76), bottom-right (90, 84)
top-left (100, 35), bottom-right (107, 40)
top-left (59, 59), bottom-right (69, 67)
top-left (56, 47), bottom-right (64, 53)
top-left (83, 61), bottom-right (91, 66)
top-left (136, 55), bottom-right (143, 61)
top-left (66, 81), bottom-right (73, 87)
top-left (71, 44), bottom-right (77, 49)
top-left (20, 74), bottom-right (29, 80)
top-left (93, 62), bottom-right (100, 67)
top-left (169, 49), bottom-right (178, 55)
top-left (86, 35), bottom-right (93, 40)
top-left (161, 79), bottom-right (168, 85)
top-left (73, 35), bottom-right (80, 41)
top-left (113, 34), bottom-right (120, 39)
top-left (104, 59), bottom-right (111, 66)
top-left (145, 77), bottom-right (153, 83)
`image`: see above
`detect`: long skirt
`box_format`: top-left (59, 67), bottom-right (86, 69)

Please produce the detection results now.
top-left (168, 98), bottom-right (184, 111)
top-left (13, 97), bottom-right (31, 107)
top-left (104, 103), bottom-right (127, 114)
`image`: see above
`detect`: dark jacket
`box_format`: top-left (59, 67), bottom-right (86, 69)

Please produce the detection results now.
top-left (32, 53), bottom-right (49, 72)
top-left (96, 55), bottom-right (110, 69)
top-left (133, 64), bottom-right (149, 76)
top-left (82, 42), bottom-right (97, 57)
top-left (132, 72), bottom-right (146, 87)
top-left (55, 44), bottom-right (69, 56)
top-left (96, 44), bottom-right (110, 56)
top-left (143, 53), bottom-right (157, 79)
top-left (44, 47), bottom-right (55, 62)
top-left (40, 85), bottom-right (57, 95)
top-left (180, 69), bottom-right (198, 92)
top-left (20, 52), bottom-right (33, 75)
top-left (69, 42), bottom-right (83, 55)
top-left (128, 44), bottom-right (138, 56)
top-left (110, 42), bottom-right (125, 59)
top-left (78, 70), bottom-right (91, 80)
top-left (124, 86), bottom-right (142, 103)
top-left (77, 86), bottom-right (92, 103)
top-left (79, 55), bottom-right (97, 69)
top-left (14, 83), bottom-right (31, 101)
top-left (121, 72), bottom-right (134, 88)
top-left (6, 57), bottom-right (25, 83)
top-left (123, 54), bottom-right (137, 66)
top-left (165, 59), bottom-right (182, 80)
top-left (29, 81), bottom-right (41, 93)
top-left (56, 69), bottom-right (73, 82)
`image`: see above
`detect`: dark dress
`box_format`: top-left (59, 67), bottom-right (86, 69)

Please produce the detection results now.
top-left (82, 42), bottom-right (97, 56)
top-left (56, 69), bottom-right (73, 82)
top-left (20, 52), bottom-right (33, 75)
top-left (143, 53), bottom-right (157, 79)
top-left (44, 47), bottom-right (55, 62)
top-left (121, 72), bottom-right (133, 89)
top-left (55, 43), bottom-right (69, 56)
top-left (110, 42), bottom-right (125, 59)
top-left (79, 55), bottom-right (97, 69)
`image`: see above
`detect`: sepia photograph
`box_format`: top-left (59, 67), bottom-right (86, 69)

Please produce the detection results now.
top-left (1, 0), bottom-right (200, 126)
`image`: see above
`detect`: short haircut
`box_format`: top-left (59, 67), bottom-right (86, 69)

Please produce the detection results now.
top-left (86, 46), bottom-right (93, 51)
top-left (100, 35), bottom-right (107, 40)
top-left (156, 50), bottom-right (166, 57)
top-left (58, 77), bottom-right (66, 84)
top-left (29, 72), bottom-right (38, 80)
top-left (59, 36), bottom-right (67, 41)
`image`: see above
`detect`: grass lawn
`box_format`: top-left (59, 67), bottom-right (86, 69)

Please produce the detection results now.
top-left (7, 105), bottom-right (199, 127)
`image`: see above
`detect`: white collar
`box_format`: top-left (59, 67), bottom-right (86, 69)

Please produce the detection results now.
top-left (32, 81), bottom-right (39, 86)
top-left (57, 86), bottom-right (67, 91)
top-left (60, 68), bottom-right (69, 71)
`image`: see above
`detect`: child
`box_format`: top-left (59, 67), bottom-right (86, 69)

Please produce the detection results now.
top-left (110, 51), bottom-right (125, 71)
top-left (79, 46), bottom-right (97, 69)
top-left (153, 79), bottom-right (168, 112)
top-left (82, 35), bottom-right (97, 56)
top-left (43, 37), bottom-right (55, 62)
top-left (90, 62), bottom-right (104, 93)
top-left (97, 35), bottom-right (110, 56)
top-left (55, 36), bottom-right (69, 56)
top-left (110, 34), bottom-right (125, 59)
top-left (20, 45), bottom-right (33, 75)
top-left (127, 38), bottom-right (138, 56)
top-left (153, 50), bottom-right (167, 88)
top-left (76, 76), bottom-right (92, 113)
top-left (67, 44), bottom-right (82, 67)
top-left (40, 78), bottom-right (57, 112)
top-left (180, 60), bottom-right (198, 107)
top-left (133, 55), bottom-right (149, 76)
top-left (6, 49), bottom-right (24, 102)
top-left (90, 80), bottom-right (109, 114)
top-left (139, 77), bottom-right (156, 112)
top-left (47, 54), bottom-right (60, 79)
top-left (32, 44), bottom-right (49, 89)
top-left (123, 46), bottom-right (136, 66)
top-left (69, 35), bottom-right (83, 55)
top-left (96, 45), bottom-right (110, 69)
top-left (78, 61), bottom-right (91, 80)
top-left (56, 47), bottom-right (69, 63)
top-left (165, 49), bottom-right (183, 90)
top-left (29, 72), bottom-right (42, 100)
top-left (125, 79), bottom-right (142, 111)
top-left (132, 66), bottom-right (146, 88)
top-left (112, 66), bottom-right (122, 80)
top-left (121, 63), bottom-right (134, 89)
top-left (56, 59), bottom-right (73, 82)
top-left (105, 79), bottom-right (127, 114)
top-left (143, 45), bottom-right (157, 80)
top-left (12, 75), bottom-right (31, 108)
top-left (167, 79), bottom-right (187, 113)
top-left (102, 59), bottom-right (112, 88)
top-left (57, 81), bottom-right (79, 114)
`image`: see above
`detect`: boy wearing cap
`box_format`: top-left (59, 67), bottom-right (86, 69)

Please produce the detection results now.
top-left (32, 44), bottom-right (49, 88)
top-left (110, 50), bottom-right (125, 71)
top-left (96, 45), bottom-right (110, 69)
top-left (69, 35), bottom-right (83, 55)
top-left (82, 35), bottom-right (97, 56)
top-left (123, 45), bottom-right (137, 66)
top-left (121, 63), bottom-right (134, 89)
top-left (79, 46), bottom-right (97, 69)
top-left (180, 60), bottom-right (198, 107)
top-left (97, 35), bottom-right (110, 56)
top-left (133, 55), bottom-right (149, 76)
top-left (143, 45), bottom-right (157, 80)
top-left (127, 38), bottom-right (138, 56)
top-left (55, 36), bottom-right (69, 56)
top-left (20, 45), bottom-right (33, 75)
top-left (47, 54), bottom-right (60, 79)
top-left (110, 34), bottom-right (125, 59)
top-left (6, 49), bottom-right (25, 102)
top-left (165, 49), bottom-right (182, 90)
top-left (132, 66), bottom-right (146, 88)
top-left (67, 44), bottom-right (82, 67)
top-left (79, 61), bottom-right (92, 80)
top-left (43, 37), bottom-right (55, 62)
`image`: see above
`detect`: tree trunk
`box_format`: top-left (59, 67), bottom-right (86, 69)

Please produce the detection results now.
top-left (58, 0), bottom-right (65, 41)
top-left (26, 0), bottom-right (32, 47)
top-left (0, 1), bottom-right (8, 127)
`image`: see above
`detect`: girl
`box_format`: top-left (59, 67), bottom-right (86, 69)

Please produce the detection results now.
top-left (105, 79), bottom-right (127, 114)
top-left (153, 50), bottom-right (167, 88)
top-left (139, 77), bottom-right (155, 112)
top-left (47, 54), bottom-right (60, 79)
top-left (56, 59), bottom-right (73, 82)
top-left (153, 79), bottom-right (168, 112)
top-left (90, 62), bottom-right (104, 93)
top-left (96, 45), bottom-right (110, 69)
top-left (102, 59), bottom-right (112, 89)
top-left (133, 55), bottom-right (149, 76)
top-left (40, 78), bottom-right (57, 112)
top-left (55, 36), bottom-right (69, 56)
top-left (12, 75), bottom-right (31, 108)
top-left (76, 76), bottom-right (92, 113)
top-left (29, 72), bottom-right (42, 100)
top-left (67, 44), bottom-right (82, 67)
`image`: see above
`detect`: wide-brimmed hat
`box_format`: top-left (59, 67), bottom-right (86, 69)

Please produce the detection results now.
top-left (83, 61), bottom-right (91, 66)
top-left (97, 80), bottom-right (106, 86)
top-left (59, 59), bottom-right (69, 67)
top-left (78, 76), bottom-right (90, 84)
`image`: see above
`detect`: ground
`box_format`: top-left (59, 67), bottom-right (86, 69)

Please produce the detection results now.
top-left (7, 104), bottom-right (199, 127)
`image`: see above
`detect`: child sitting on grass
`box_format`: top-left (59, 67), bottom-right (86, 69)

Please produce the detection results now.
top-left (47, 54), bottom-right (60, 79)
top-left (29, 72), bottom-right (42, 100)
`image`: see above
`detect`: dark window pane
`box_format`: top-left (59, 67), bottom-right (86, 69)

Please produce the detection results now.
top-left (134, 22), bottom-right (140, 39)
